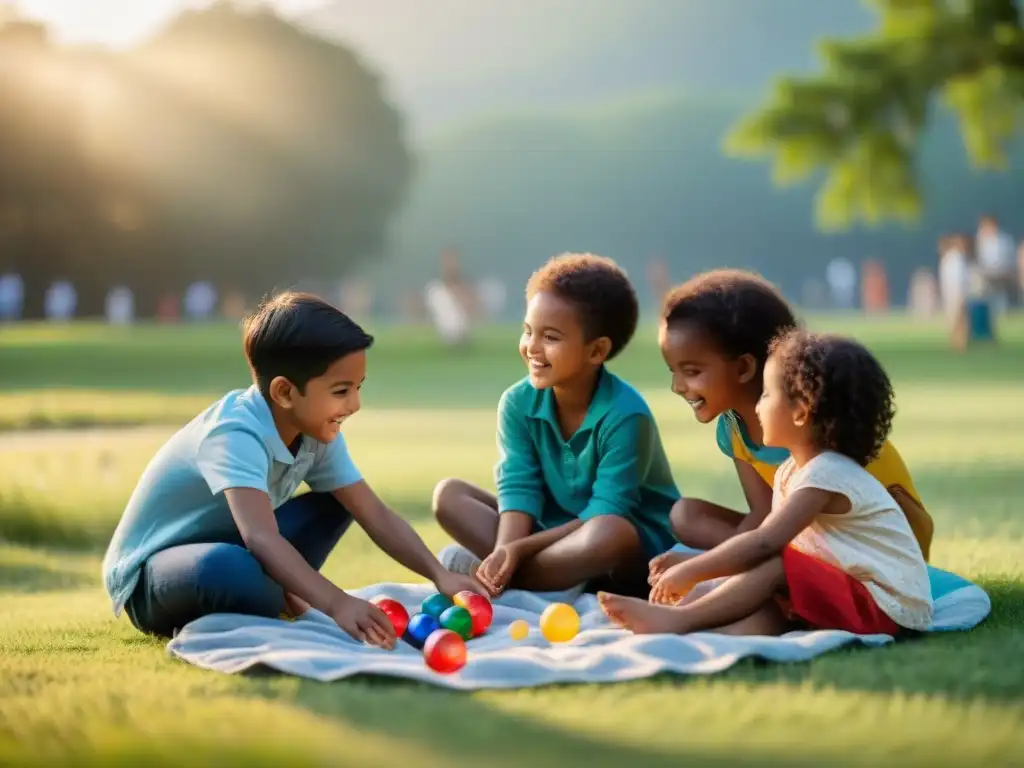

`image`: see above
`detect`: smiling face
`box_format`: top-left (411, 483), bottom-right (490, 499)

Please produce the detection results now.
top-left (519, 291), bottom-right (607, 389)
top-left (658, 320), bottom-right (757, 424)
top-left (755, 353), bottom-right (808, 451)
top-left (269, 350), bottom-right (366, 444)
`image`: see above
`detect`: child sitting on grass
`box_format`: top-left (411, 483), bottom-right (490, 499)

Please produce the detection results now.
top-left (102, 291), bottom-right (482, 646)
top-left (649, 270), bottom-right (934, 582)
top-left (432, 253), bottom-right (680, 598)
top-left (599, 329), bottom-right (934, 636)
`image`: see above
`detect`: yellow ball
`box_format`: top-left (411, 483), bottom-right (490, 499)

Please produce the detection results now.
top-left (508, 619), bottom-right (529, 641)
top-left (539, 602), bottom-right (579, 643)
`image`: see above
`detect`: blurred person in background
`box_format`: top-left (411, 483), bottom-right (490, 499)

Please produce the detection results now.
top-left (975, 214), bottom-right (1018, 312)
top-left (0, 272), bottom-right (23, 322)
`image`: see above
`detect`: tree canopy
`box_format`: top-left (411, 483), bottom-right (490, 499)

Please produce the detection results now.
top-left (0, 2), bottom-right (412, 318)
top-left (725, 0), bottom-right (1024, 231)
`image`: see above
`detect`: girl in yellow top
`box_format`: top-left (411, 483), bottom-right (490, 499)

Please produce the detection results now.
top-left (651, 270), bottom-right (934, 574)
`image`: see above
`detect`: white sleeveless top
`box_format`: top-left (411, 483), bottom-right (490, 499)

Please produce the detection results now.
top-left (775, 451), bottom-right (933, 631)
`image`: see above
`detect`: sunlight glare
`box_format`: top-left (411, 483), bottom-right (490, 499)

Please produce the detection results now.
top-left (10, 0), bottom-right (329, 49)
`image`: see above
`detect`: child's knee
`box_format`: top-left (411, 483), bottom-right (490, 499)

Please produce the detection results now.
top-left (670, 498), bottom-right (702, 539)
top-left (183, 544), bottom-right (283, 619)
top-left (582, 515), bottom-right (642, 555)
top-left (431, 477), bottom-right (470, 524)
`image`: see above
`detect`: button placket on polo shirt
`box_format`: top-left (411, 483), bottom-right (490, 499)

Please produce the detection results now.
top-left (563, 437), bottom-right (590, 501)
top-left (273, 444), bottom-right (315, 504)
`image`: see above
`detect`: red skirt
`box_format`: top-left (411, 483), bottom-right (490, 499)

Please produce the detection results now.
top-left (778, 546), bottom-right (902, 636)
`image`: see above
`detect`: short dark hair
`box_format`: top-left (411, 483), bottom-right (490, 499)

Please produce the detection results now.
top-left (769, 329), bottom-right (895, 467)
top-left (525, 253), bottom-right (638, 361)
top-left (242, 291), bottom-right (374, 397)
top-left (662, 269), bottom-right (797, 386)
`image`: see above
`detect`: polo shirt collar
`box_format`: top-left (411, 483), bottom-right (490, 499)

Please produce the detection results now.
top-left (532, 365), bottom-right (615, 436)
top-left (242, 384), bottom-right (311, 465)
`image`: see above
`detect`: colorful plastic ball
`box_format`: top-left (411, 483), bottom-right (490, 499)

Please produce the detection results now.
top-left (423, 629), bottom-right (467, 674)
top-left (404, 612), bottom-right (441, 650)
top-left (372, 598), bottom-right (409, 638)
top-left (508, 619), bottom-right (529, 641)
top-left (421, 592), bottom-right (454, 620)
top-left (439, 605), bottom-right (473, 641)
top-left (454, 591), bottom-right (494, 637)
top-left (540, 602), bottom-right (580, 643)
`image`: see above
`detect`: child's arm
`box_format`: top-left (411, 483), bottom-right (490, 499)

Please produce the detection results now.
top-left (476, 519), bottom-right (581, 593)
top-left (734, 461), bottom-right (774, 531)
top-left (479, 414), bottom-right (653, 594)
top-left (493, 389), bottom-right (545, 548)
top-left (303, 433), bottom-right (484, 598)
top-left (224, 487), bottom-right (396, 648)
top-left (651, 486), bottom-right (844, 603)
top-left (201, 428), bottom-right (395, 647)
top-left (331, 480), bottom-right (485, 598)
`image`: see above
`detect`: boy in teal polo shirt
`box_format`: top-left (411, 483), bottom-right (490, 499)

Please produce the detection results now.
top-left (432, 253), bottom-right (680, 598)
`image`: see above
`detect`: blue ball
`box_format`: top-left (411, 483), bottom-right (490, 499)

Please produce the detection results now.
top-left (404, 612), bottom-right (441, 650)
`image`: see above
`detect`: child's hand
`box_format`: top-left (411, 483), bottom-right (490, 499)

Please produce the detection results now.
top-left (433, 569), bottom-right (488, 600)
top-left (477, 544), bottom-right (521, 597)
top-left (329, 593), bottom-right (397, 650)
top-left (648, 550), bottom-right (695, 585)
top-left (649, 563), bottom-right (697, 606)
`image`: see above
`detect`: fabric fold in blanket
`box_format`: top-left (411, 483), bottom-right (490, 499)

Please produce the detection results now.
top-left (165, 565), bottom-right (990, 690)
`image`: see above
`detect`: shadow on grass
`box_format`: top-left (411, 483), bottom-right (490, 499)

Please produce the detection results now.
top-left (239, 677), bottom-right (800, 768)
top-left (685, 579), bottom-right (1023, 705)
top-left (220, 579), bottom-right (1022, 738)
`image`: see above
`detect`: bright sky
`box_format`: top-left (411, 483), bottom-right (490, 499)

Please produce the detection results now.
top-left (11, 0), bottom-right (327, 49)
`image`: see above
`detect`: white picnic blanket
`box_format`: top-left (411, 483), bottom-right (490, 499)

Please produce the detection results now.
top-left (166, 566), bottom-right (990, 690)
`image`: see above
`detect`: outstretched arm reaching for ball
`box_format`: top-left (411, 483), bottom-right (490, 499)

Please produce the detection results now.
top-left (332, 480), bottom-right (486, 599)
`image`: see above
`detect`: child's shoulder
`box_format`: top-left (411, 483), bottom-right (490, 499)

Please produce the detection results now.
top-left (498, 376), bottom-right (541, 413)
top-left (181, 386), bottom-right (276, 445)
top-left (602, 370), bottom-right (653, 417)
top-left (790, 451), bottom-right (895, 506)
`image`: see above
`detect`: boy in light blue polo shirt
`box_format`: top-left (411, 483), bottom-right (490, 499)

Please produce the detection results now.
top-left (431, 253), bottom-right (680, 598)
top-left (103, 292), bottom-right (482, 646)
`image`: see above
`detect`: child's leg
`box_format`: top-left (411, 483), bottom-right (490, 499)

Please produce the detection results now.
top-left (126, 493), bottom-right (354, 637)
top-left (649, 499), bottom-right (746, 578)
top-left (273, 492), bottom-right (355, 615)
top-left (513, 516), bottom-right (646, 593)
top-left (433, 478), bottom-right (647, 592)
top-left (599, 555), bottom-right (788, 635)
top-left (275, 492), bottom-right (355, 568)
top-left (126, 542), bottom-right (286, 637)
top-left (671, 498), bottom-right (745, 550)
top-left (432, 478), bottom-right (500, 559)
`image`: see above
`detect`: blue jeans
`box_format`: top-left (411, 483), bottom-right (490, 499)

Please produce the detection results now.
top-left (124, 492), bottom-right (353, 637)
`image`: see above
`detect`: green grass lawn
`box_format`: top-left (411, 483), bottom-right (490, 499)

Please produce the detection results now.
top-left (1, 316), bottom-right (1023, 765)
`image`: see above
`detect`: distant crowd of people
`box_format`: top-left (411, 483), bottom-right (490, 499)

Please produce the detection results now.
top-left (938, 214), bottom-right (1020, 314)
top-left (0, 278), bottom-right (225, 324)
top-left (2, 219), bottom-right (1020, 336)
top-left (936, 214), bottom-right (1021, 349)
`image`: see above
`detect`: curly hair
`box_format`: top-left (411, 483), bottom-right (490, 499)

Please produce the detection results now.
top-left (769, 329), bottom-right (895, 466)
top-left (526, 252), bottom-right (638, 360)
top-left (662, 269), bottom-right (797, 386)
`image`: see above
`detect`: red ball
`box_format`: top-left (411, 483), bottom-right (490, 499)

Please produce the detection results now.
top-left (454, 590), bottom-right (494, 637)
top-left (373, 598), bottom-right (410, 638)
top-left (423, 629), bottom-right (467, 674)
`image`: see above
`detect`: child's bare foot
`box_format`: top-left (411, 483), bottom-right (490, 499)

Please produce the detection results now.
top-left (598, 592), bottom-right (689, 635)
top-left (647, 551), bottom-right (694, 585)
